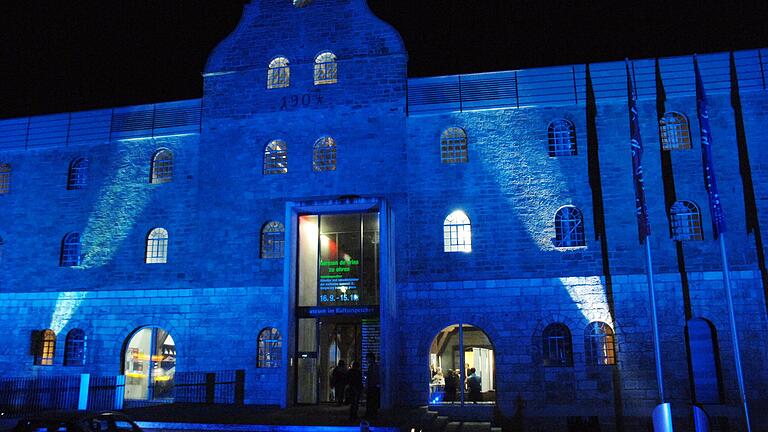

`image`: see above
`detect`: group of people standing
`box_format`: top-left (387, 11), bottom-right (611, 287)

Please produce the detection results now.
top-left (430, 365), bottom-right (482, 403)
top-left (329, 352), bottom-right (380, 420)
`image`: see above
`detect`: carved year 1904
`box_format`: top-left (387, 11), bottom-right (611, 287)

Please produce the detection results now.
top-left (279, 93), bottom-right (324, 110)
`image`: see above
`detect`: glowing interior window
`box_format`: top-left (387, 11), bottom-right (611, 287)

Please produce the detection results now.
top-left (443, 210), bottom-right (471, 252)
top-left (124, 327), bottom-right (176, 401)
top-left (314, 52), bottom-right (338, 85)
top-left (268, 57), bottom-right (290, 89)
top-left (585, 322), bottom-right (615, 366)
top-left (36, 329), bottom-right (56, 366)
top-left (145, 228), bottom-right (169, 264)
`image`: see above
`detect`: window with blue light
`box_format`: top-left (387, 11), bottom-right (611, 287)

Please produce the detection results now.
top-left (145, 228), bottom-right (169, 264)
top-left (67, 158), bottom-right (89, 190)
top-left (585, 322), bottom-right (615, 366)
top-left (151, 149), bottom-right (173, 184)
top-left (261, 221), bottom-right (285, 259)
top-left (61, 232), bottom-right (82, 267)
top-left (0, 163), bottom-right (10, 194)
top-left (268, 57), bottom-right (290, 89)
top-left (313, 137), bottom-right (337, 172)
top-left (314, 52), bottom-right (338, 85)
top-left (257, 327), bottom-right (282, 368)
top-left (553, 206), bottom-right (585, 248)
top-left (440, 127), bottom-right (468, 164)
top-left (659, 112), bottom-right (691, 150)
top-left (443, 210), bottom-right (471, 252)
top-left (264, 140), bottom-right (288, 175)
top-left (64, 328), bottom-right (86, 366)
top-left (34, 329), bottom-right (56, 366)
top-left (670, 200), bottom-right (703, 241)
top-left (547, 119), bottom-right (577, 156)
top-left (542, 323), bottom-right (572, 367)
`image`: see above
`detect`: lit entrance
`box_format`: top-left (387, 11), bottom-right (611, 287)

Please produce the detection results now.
top-left (123, 326), bottom-right (176, 401)
top-left (295, 212), bottom-right (380, 404)
top-left (429, 324), bottom-right (495, 405)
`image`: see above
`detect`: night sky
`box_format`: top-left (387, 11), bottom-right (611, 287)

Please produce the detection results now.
top-left (2, 0), bottom-right (767, 118)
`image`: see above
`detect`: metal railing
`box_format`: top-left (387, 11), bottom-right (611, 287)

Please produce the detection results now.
top-left (173, 370), bottom-right (245, 405)
top-left (0, 370), bottom-right (244, 415)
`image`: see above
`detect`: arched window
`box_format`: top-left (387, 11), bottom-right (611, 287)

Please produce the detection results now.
top-left (547, 119), bottom-right (577, 156)
top-left (64, 328), bottom-right (86, 366)
top-left (584, 322), bottom-right (616, 366)
top-left (440, 127), bottom-right (468, 164)
top-left (145, 228), bottom-right (169, 264)
top-left (542, 323), bottom-right (572, 367)
top-left (151, 149), bottom-right (173, 184)
top-left (67, 158), bottom-right (89, 190)
top-left (687, 318), bottom-right (722, 403)
top-left (61, 232), bottom-right (82, 267)
top-left (0, 163), bottom-right (10, 194)
top-left (659, 112), bottom-right (692, 150)
top-left (670, 200), bottom-right (703, 241)
top-left (314, 52), bottom-right (338, 85)
top-left (313, 137), bottom-right (337, 172)
top-left (264, 140), bottom-right (288, 175)
top-left (553, 206), bottom-right (585, 247)
top-left (35, 329), bottom-right (56, 366)
top-left (261, 221), bottom-right (285, 259)
top-left (257, 327), bottom-right (282, 368)
top-left (443, 210), bottom-right (471, 253)
top-left (123, 326), bottom-right (176, 401)
top-left (429, 324), bottom-right (495, 405)
top-left (267, 57), bottom-right (290, 89)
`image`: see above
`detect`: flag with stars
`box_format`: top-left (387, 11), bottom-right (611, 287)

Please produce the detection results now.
top-left (694, 56), bottom-right (727, 237)
top-left (627, 60), bottom-right (651, 243)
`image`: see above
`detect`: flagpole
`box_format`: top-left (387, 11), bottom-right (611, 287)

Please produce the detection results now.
top-left (644, 240), bottom-right (665, 402)
top-left (719, 233), bottom-right (751, 432)
top-left (693, 55), bottom-right (751, 431)
top-left (626, 58), bottom-right (666, 405)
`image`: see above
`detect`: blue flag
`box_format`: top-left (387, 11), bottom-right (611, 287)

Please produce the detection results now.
top-left (693, 56), bottom-right (727, 237)
top-left (627, 60), bottom-right (651, 243)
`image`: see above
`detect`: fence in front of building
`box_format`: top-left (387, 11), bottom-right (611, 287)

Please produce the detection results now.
top-left (0, 370), bottom-right (244, 415)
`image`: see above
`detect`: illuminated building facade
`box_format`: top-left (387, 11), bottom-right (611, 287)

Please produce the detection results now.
top-left (1, 0), bottom-right (768, 430)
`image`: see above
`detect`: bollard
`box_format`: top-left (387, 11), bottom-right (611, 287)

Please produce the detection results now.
top-left (692, 405), bottom-right (710, 432)
top-left (359, 420), bottom-right (370, 432)
top-left (652, 403), bottom-right (673, 432)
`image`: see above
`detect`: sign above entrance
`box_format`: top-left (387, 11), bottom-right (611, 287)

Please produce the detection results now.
top-left (305, 305), bottom-right (378, 317)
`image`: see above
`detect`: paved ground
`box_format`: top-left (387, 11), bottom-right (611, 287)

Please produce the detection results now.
top-left (123, 403), bottom-right (422, 429)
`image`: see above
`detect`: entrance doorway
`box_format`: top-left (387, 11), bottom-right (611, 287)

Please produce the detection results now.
top-left (294, 212), bottom-right (380, 405)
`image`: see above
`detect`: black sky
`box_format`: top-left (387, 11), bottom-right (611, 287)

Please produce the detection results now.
top-left (2, 0), bottom-right (767, 118)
